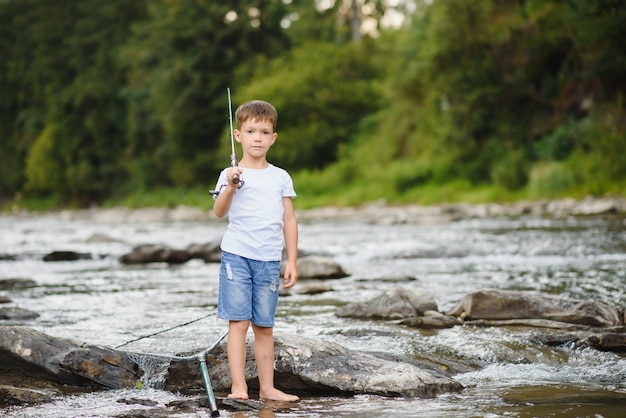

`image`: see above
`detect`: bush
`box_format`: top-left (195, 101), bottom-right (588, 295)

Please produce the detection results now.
top-left (528, 162), bottom-right (576, 199)
top-left (490, 149), bottom-right (528, 191)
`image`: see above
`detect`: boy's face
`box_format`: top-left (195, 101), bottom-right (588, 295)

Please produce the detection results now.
top-left (234, 118), bottom-right (277, 159)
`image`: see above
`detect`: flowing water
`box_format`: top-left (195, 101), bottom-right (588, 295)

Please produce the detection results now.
top-left (1, 210), bottom-right (625, 417)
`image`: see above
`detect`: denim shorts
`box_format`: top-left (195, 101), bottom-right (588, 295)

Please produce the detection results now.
top-left (217, 252), bottom-right (281, 327)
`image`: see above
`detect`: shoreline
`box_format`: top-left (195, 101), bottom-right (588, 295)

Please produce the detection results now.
top-left (4, 196), bottom-right (626, 225)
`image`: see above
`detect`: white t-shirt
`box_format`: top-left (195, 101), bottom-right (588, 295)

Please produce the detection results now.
top-left (213, 164), bottom-right (296, 261)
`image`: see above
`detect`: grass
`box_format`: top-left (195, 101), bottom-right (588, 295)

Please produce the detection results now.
top-left (3, 175), bottom-right (625, 214)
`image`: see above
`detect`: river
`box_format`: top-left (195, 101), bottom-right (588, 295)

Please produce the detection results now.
top-left (1, 209), bottom-right (625, 417)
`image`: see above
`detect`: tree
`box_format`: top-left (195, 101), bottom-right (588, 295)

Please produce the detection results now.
top-left (233, 40), bottom-right (383, 172)
top-left (121, 0), bottom-right (291, 188)
top-left (4, 0), bottom-right (148, 204)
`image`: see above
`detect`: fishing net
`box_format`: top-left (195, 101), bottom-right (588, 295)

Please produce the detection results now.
top-left (125, 352), bottom-right (171, 389)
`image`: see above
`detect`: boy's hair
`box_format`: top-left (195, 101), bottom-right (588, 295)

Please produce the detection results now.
top-left (235, 100), bottom-right (278, 131)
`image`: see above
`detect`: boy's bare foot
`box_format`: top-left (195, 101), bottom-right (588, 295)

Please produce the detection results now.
top-left (228, 389), bottom-right (249, 400)
top-left (260, 388), bottom-right (299, 402)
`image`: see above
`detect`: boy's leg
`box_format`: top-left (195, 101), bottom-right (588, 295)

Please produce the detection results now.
top-left (227, 320), bottom-right (250, 399)
top-left (252, 324), bottom-right (299, 401)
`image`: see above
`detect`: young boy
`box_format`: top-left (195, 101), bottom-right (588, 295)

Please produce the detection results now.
top-left (212, 99), bottom-right (299, 402)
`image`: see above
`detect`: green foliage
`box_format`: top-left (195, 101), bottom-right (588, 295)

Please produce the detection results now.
top-left (490, 150), bottom-right (528, 191)
top-left (528, 162), bottom-right (576, 199)
top-left (102, 186), bottom-right (215, 210)
top-left (230, 40), bottom-right (383, 172)
top-left (121, 0), bottom-right (291, 189)
top-left (2, 0), bottom-right (626, 210)
top-left (533, 118), bottom-right (589, 162)
top-left (25, 125), bottom-right (63, 192)
top-left (565, 102), bottom-right (626, 195)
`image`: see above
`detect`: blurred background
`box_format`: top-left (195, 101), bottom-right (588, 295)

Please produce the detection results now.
top-left (1, 0), bottom-right (625, 210)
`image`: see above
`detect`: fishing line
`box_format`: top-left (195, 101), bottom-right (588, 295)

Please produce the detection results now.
top-left (114, 311), bottom-right (218, 349)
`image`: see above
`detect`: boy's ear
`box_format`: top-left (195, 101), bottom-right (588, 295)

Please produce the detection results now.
top-left (234, 129), bottom-right (242, 143)
top-left (271, 132), bottom-right (277, 144)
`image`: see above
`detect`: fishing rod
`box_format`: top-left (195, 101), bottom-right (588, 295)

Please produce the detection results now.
top-left (210, 88), bottom-right (241, 196)
top-left (227, 87), bottom-right (241, 186)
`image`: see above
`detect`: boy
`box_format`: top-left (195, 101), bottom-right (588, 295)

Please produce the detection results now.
top-left (212, 99), bottom-right (299, 402)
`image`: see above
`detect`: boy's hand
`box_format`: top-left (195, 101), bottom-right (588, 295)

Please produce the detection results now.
top-left (283, 262), bottom-right (298, 289)
top-left (227, 167), bottom-right (243, 187)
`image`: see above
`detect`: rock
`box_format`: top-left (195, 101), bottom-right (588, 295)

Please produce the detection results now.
top-left (447, 288), bottom-right (623, 326)
top-left (0, 326), bottom-right (142, 391)
top-left (529, 333), bottom-right (581, 347)
top-left (0, 386), bottom-right (55, 405)
top-left (399, 315), bottom-right (462, 329)
top-left (0, 296), bottom-right (11, 303)
top-left (119, 244), bottom-right (191, 264)
top-left (126, 208), bottom-right (171, 223)
top-left (336, 286), bottom-right (438, 320)
top-left (571, 197), bottom-right (619, 215)
top-left (117, 397), bottom-right (159, 406)
top-left (168, 205), bottom-right (210, 222)
top-left (0, 278), bottom-right (37, 290)
top-left (0, 307), bottom-right (40, 320)
top-left (585, 333), bottom-right (626, 352)
top-left (296, 284), bottom-right (333, 295)
top-left (186, 241), bottom-right (222, 263)
top-left (43, 251), bottom-right (92, 262)
top-left (164, 333), bottom-right (463, 398)
top-left (272, 334), bottom-right (463, 397)
top-left (292, 256), bottom-right (349, 279)
top-left (531, 331), bottom-right (626, 353)
top-left (119, 242), bottom-right (222, 265)
top-left (465, 318), bottom-right (589, 330)
top-left (0, 327), bottom-right (463, 407)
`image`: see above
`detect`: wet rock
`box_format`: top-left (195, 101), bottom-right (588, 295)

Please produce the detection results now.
top-left (296, 284), bottom-right (333, 295)
top-left (0, 306), bottom-right (40, 320)
top-left (274, 334), bottom-right (463, 397)
top-left (1, 327), bottom-right (463, 407)
top-left (0, 296), bottom-right (11, 303)
top-left (585, 333), bottom-right (626, 353)
top-left (119, 244), bottom-right (191, 264)
top-left (529, 333), bottom-right (581, 347)
top-left (356, 274), bottom-right (417, 283)
top-left (0, 326), bottom-right (142, 391)
top-left (117, 397), bottom-right (159, 406)
top-left (119, 242), bottom-right (222, 265)
top-left (185, 241), bottom-right (222, 263)
top-left (293, 256), bottom-right (349, 279)
top-left (43, 251), bottom-right (92, 262)
top-left (0, 253), bottom-right (18, 261)
top-left (165, 333), bottom-right (463, 398)
top-left (0, 386), bottom-right (55, 405)
top-left (0, 278), bottom-right (37, 290)
top-left (399, 313), bottom-right (462, 329)
top-left (336, 286), bottom-right (438, 320)
top-left (447, 288), bottom-right (623, 326)
top-left (465, 318), bottom-right (589, 330)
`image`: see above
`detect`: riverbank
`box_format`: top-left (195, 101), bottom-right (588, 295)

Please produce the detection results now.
top-left (5, 196), bottom-right (625, 224)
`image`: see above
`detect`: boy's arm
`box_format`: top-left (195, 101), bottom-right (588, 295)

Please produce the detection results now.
top-left (282, 196), bottom-right (298, 289)
top-left (213, 168), bottom-right (241, 218)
